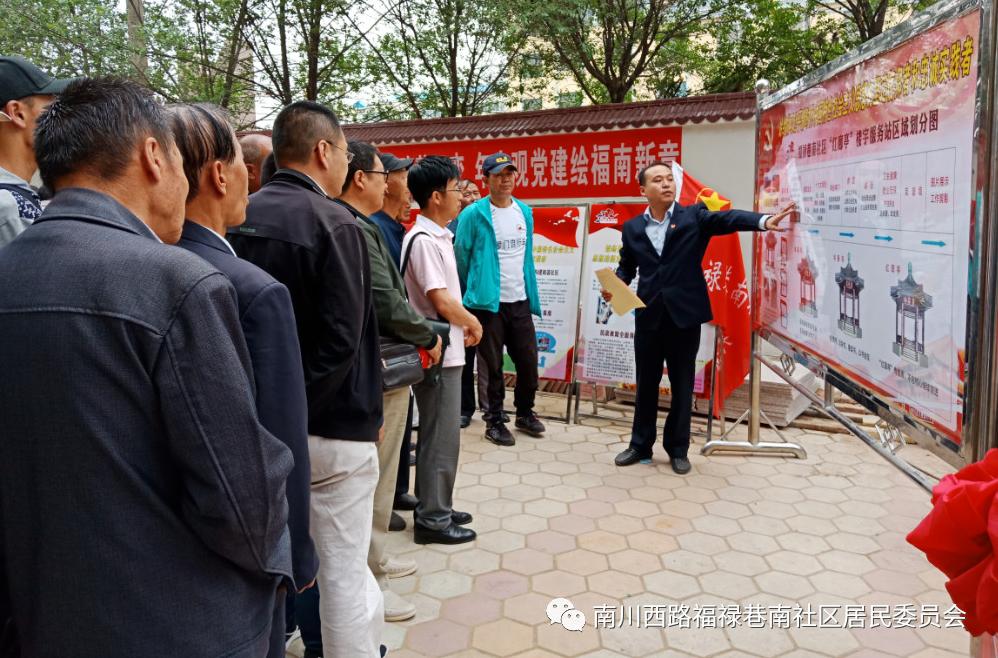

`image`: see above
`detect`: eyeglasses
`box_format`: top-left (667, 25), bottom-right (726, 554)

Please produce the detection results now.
top-left (321, 139), bottom-right (354, 163)
top-left (363, 169), bottom-right (389, 182)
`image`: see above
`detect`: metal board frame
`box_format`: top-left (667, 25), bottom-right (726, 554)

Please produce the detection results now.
top-left (752, 0), bottom-right (995, 468)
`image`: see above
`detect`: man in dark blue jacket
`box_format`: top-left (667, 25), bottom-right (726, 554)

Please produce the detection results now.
top-left (170, 103), bottom-right (317, 657)
top-left (0, 78), bottom-right (293, 658)
top-left (604, 161), bottom-right (794, 474)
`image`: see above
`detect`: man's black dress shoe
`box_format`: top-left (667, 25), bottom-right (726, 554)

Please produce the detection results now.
top-left (389, 511), bottom-right (405, 532)
top-left (451, 510), bottom-right (473, 525)
top-left (394, 493), bottom-right (419, 511)
top-left (670, 456), bottom-right (692, 475)
top-left (460, 415), bottom-right (471, 428)
top-left (614, 447), bottom-right (650, 466)
top-left (414, 523), bottom-right (477, 545)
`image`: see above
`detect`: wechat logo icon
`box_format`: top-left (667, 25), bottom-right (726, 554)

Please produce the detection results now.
top-left (546, 597), bottom-right (587, 631)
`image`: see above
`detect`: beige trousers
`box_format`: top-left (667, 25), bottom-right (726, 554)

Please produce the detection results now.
top-left (368, 385), bottom-right (411, 587)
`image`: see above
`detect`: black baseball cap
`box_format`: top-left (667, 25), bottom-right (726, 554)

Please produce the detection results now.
top-left (379, 152), bottom-right (413, 172)
top-left (482, 152), bottom-right (516, 176)
top-left (0, 56), bottom-right (73, 105)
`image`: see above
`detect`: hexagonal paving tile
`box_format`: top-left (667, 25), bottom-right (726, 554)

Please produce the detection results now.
top-left (644, 571), bottom-right (701, 599)
top-left (503, 548), bottom-right (555, 576)
top-left (536, 620), bottom-right (602, 656)
top-left (607, 548), bottom-right (662, 576)
top-left (660, 549), bottom-right (716, 576)
top-left (502, 591), bottom-right (553, 626)
top-left (587, 570), bottom-right (644, 599)
top-left (532, 570), bottom-right (588, 597)
top-left (676, 532), bottom-right (728, 556)
top-left (405, 618), bottom-right (472, 656)
top-left (475, 570), bottom-right (530, 599)
top-left (449, 548), bottom-right (502, 576)
top-left (569, 499), bottom-right (616, 519)
top-left (471, 619), bottom-right (535, 656)
top-left (764, 550), bottom-right (824, 576)
top-left (503, 513), bottom-right (549, 535)
top-left (557, 549), bottom-right (610, 576)
top-left (526, 529), bottom-right (577, 555)
top-left (476, 529), bottom-right (527, 554)
top-left (700, 570), bottom-right (759, 599)
top-left (579, 530), bottom-right (629, 554)
top-left (420, 570), bottom-right (474, 599)
top-left (440, 592), bottom-right (503, 627)
top-left (627, 530), bottom-right (678, 555)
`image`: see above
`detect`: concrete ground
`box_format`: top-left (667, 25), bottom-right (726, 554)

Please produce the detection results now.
top-left (291, 392), bottom-right (971, 658)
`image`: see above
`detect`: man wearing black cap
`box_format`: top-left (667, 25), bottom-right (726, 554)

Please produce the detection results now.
top-left (0, 56), bottom-right (72, 247)
top-left (454, 152), bottom-right (545, 446)
top-left (369, 152), bottom-right (414, 268)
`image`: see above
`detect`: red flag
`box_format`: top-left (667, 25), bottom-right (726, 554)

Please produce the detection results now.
top-left (672, 163), bottom-right (751, 415)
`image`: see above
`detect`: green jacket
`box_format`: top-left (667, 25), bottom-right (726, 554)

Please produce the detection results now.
top-left (453, 196), bottom-right (541, 317)
top-left (355, 209), bottom-right (436, 348)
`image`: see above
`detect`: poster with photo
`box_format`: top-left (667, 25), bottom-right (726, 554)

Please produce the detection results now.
top-left (575, 203), bottom-right (714, 393)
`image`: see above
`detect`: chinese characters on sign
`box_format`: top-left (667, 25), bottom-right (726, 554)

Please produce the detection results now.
top-left (382, 127), bottom-right (682, 200)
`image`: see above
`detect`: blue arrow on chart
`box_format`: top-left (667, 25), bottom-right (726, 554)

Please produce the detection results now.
top-left (839, 232), bottom-right (855, 238)
top-left (807, 229), bottom-right (820, 235)
top-left (922, 240), bottom-right (946, 247)
top-left (874, 235), bottom-right (893, 242)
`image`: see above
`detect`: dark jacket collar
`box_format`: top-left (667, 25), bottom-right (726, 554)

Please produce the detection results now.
top-left (180, 220), bottom-right (232, 254)
top-left (34, 187), bottom-right (161, 241)
top-left (332, 198), bottom-right (369, 224)
top-left (270, 168), bottom-right (330, 198)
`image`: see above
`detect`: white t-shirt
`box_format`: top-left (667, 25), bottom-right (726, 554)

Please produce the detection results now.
top-left (492, 202), bottom-right (527, 303)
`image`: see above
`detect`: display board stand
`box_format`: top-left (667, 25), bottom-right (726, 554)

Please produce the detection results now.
top-left (701, 331), bottom-right (807, 458)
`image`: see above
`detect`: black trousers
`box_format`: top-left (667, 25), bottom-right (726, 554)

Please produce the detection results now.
top-left (460, 343), bottom-right (477, 417)
top-left (629, 306), bottom-right (701, 459)
top-left (472, 300), bottom-right (538, 421)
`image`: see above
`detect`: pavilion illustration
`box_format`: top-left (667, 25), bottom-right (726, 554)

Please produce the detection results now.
top-left (834, 254), bottom-right (864, 338)
top-left (890, 262), bottom-right (933, 367)
top-left (797, 255), bottom-right (819, 317)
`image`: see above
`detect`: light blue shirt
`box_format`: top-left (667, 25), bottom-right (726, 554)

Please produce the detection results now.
top-left (643, 203), bottom-right (674, 256)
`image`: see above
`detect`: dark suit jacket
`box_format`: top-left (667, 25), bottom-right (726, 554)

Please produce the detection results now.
top-left (616, 201), bottom-right (764, 329)
top-left (0, 189), bottom-right (293, 658)
top-left (178, 220), bottom-right (318, 589)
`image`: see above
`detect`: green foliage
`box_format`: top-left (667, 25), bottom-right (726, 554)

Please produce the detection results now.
top-left (518, 0), bottom-right (726, 104)
top-left (343, 0), bottom-right (524, 120)
top-left (656, 0), bottom-right (852, 95)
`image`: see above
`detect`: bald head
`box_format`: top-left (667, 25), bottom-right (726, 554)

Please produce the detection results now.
top-left (239, 133), bottom-right (272, 193)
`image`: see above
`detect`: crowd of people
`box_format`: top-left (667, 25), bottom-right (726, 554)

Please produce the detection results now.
top-left (0, 54), bottom-right (794, 658)
top-left (0, 54), bottom-right (556, 658)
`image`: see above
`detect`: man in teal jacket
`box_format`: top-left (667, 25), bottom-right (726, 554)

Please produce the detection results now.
top-left (454, 152), bottom-right (545, 446)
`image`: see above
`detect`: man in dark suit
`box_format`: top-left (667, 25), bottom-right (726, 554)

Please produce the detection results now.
top-left (0, 78), bottom-right (293, 657)
top-left (169, 103), bottom-right (317, 658)
top-left (603, 161), bottom-right (794, 474)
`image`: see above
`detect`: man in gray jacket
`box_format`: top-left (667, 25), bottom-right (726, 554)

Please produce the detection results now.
top-left (0, 77), bottom-right (293, 657)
